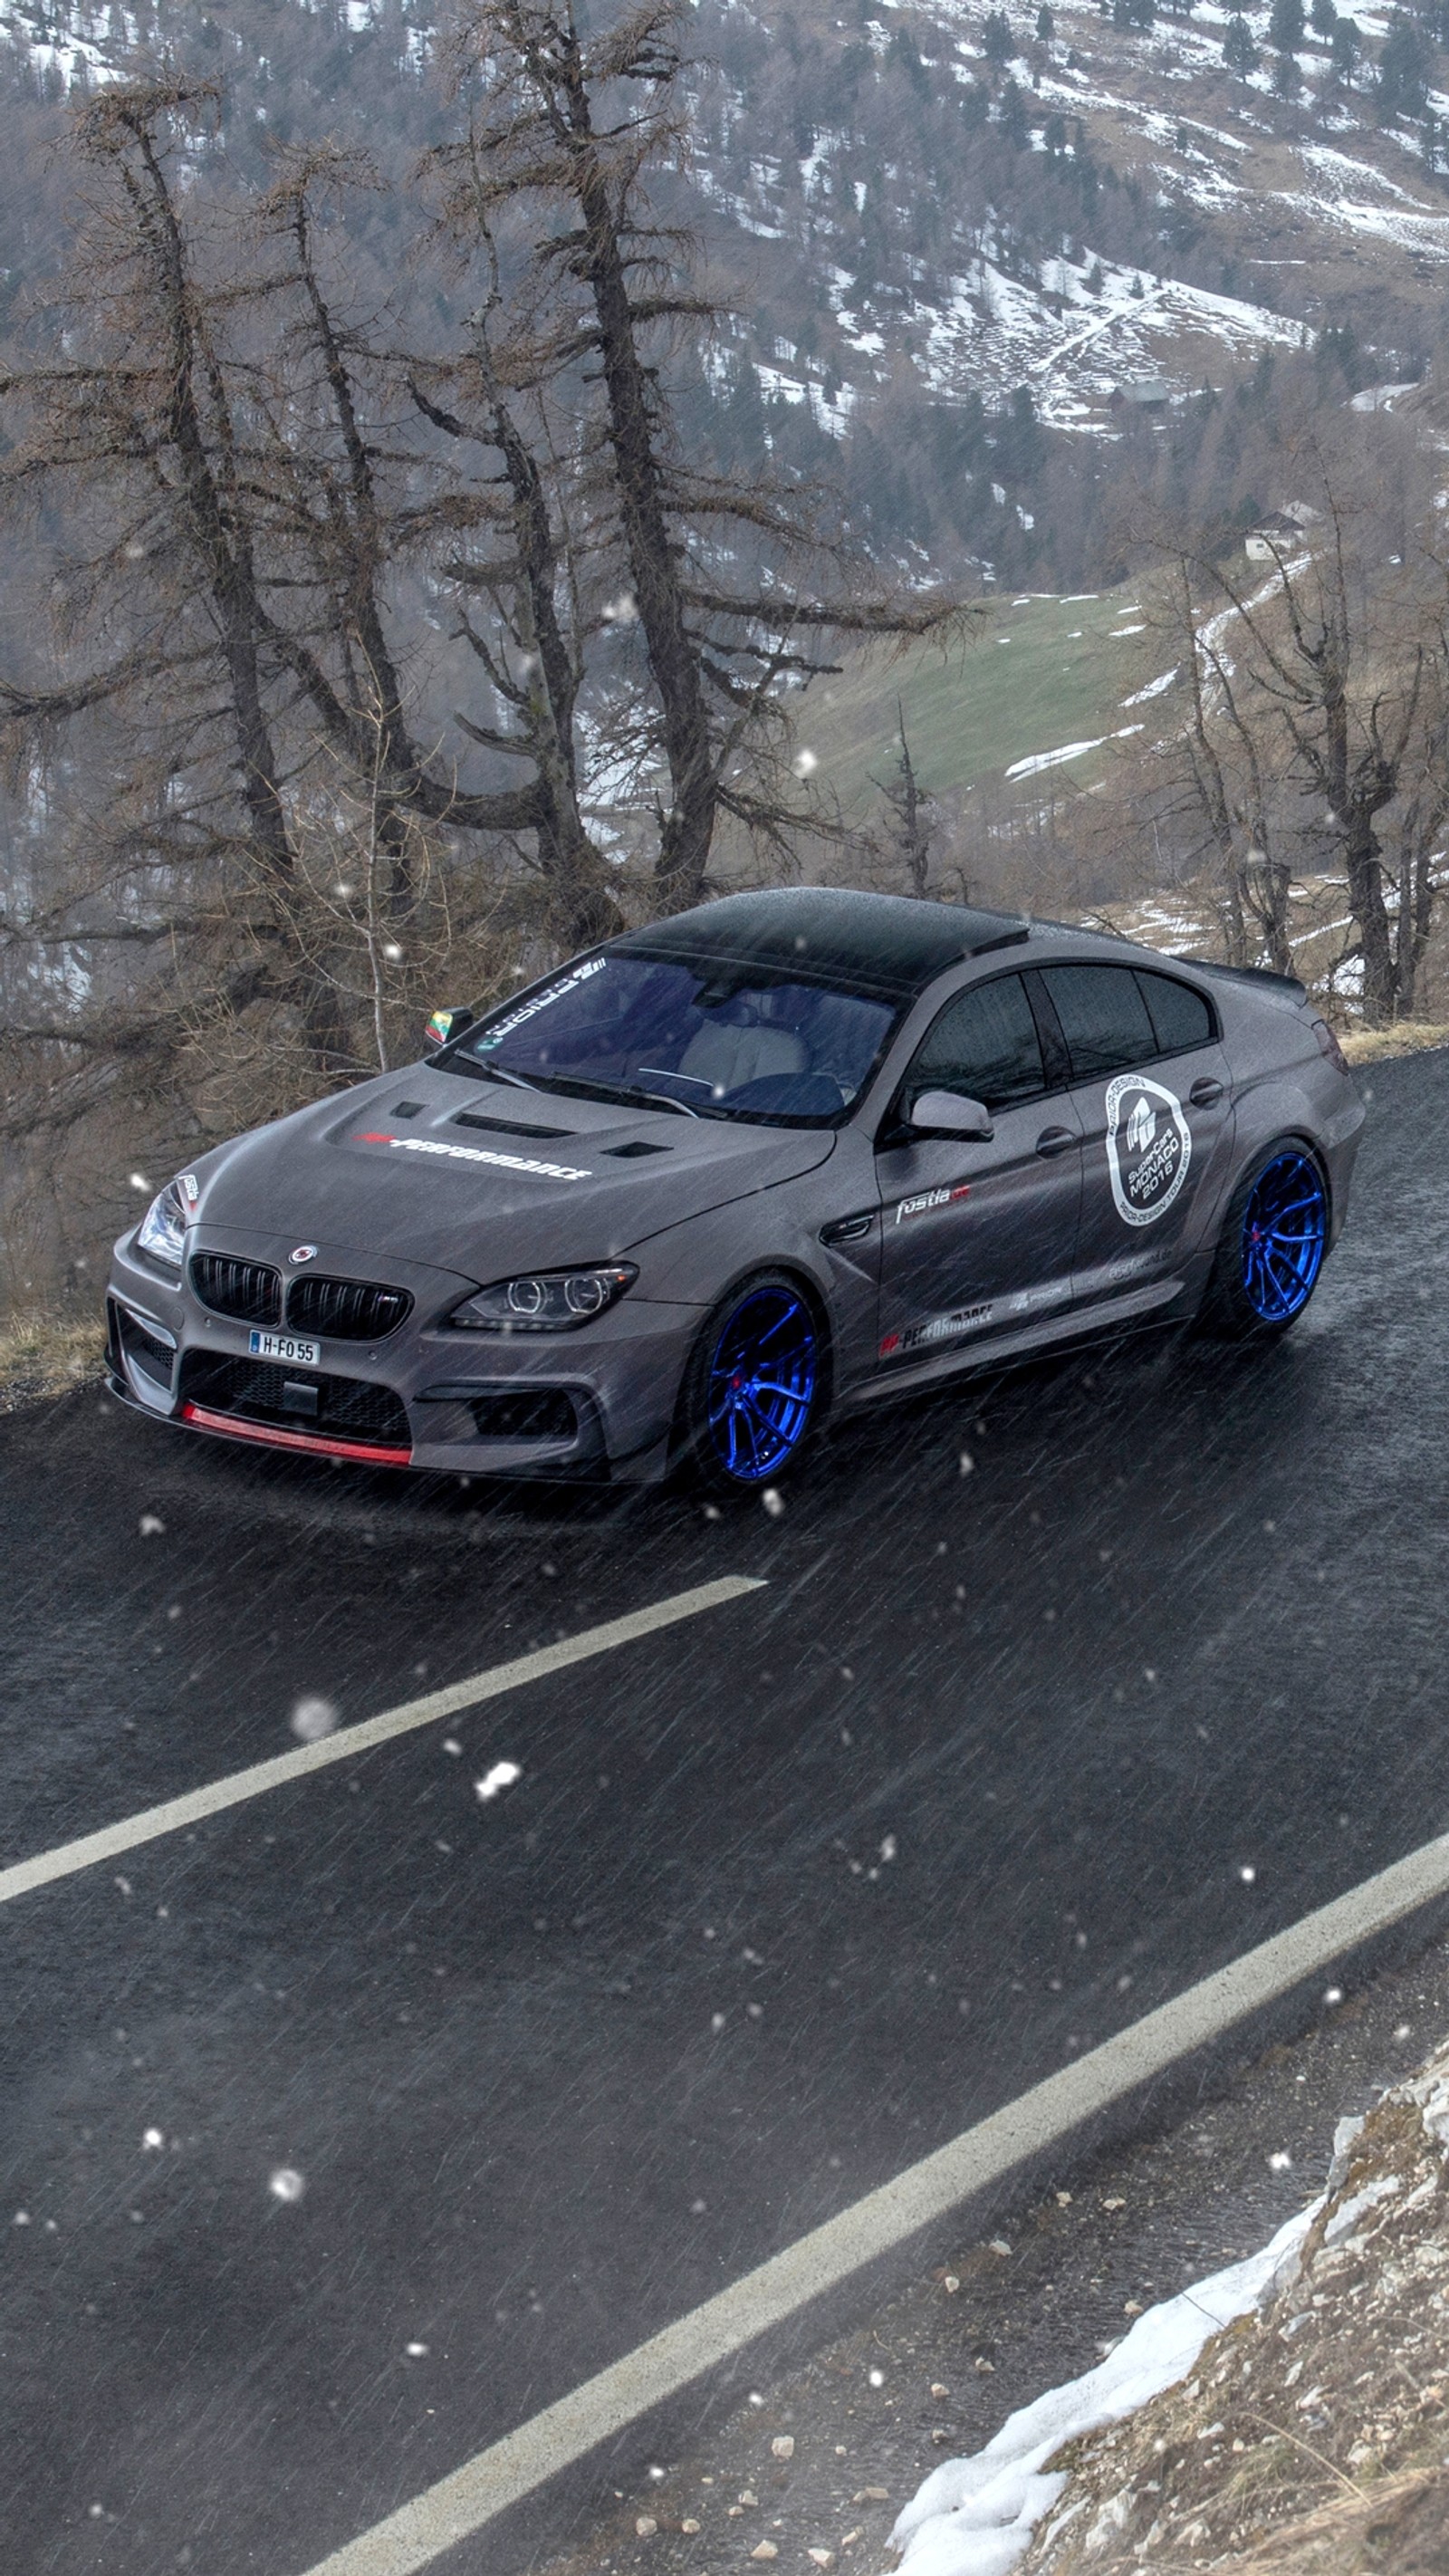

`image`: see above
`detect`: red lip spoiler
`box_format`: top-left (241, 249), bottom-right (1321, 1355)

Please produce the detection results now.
top-left (180, 1401), bottom-right (412, 1469)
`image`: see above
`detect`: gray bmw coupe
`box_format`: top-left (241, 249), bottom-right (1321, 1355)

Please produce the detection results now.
top-left (106, 887), bottom-right (1364, 1490)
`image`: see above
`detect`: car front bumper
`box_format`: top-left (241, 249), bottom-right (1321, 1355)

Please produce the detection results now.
top-left (105, 1226), bottom-right (703, 1482)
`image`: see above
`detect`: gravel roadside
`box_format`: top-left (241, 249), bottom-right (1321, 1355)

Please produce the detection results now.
top-left (531, 1936), bottom-right (1449, 2576)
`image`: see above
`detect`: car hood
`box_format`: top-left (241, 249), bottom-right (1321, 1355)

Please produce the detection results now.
top-left (184, 1065), bottom-right (838, 1273)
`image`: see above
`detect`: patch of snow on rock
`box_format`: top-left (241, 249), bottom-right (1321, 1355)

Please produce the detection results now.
top-left (884, 2206), bottom-right (1318, 2576)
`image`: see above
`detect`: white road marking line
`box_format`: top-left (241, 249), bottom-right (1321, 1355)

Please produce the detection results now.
top-left (0, 1577), bottom-right (763, 1909)
top-left (297, 1821), bottom-right (1449, 2576)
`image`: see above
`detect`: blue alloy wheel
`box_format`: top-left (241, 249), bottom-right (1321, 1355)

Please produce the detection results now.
top-left (705, 1284), bottom-right (819, 1483)
top-left (1238, 1149), bottom-right (1328, 1322)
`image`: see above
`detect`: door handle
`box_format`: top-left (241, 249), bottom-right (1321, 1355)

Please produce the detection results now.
top-left (1035, 1126), bottom-right (1079, 1158)
top-left (820, 1212), bottom-right (874, 1245)
top-left (1189, 1077), bottom-right (1224, 1108)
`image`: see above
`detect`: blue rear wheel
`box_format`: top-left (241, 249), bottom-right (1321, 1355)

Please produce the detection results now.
top-left (685, 1275), bottom-right (822, 1490)
top-left (1239, 1149), bottom-right (1328, 1322)
top-left (1202, 1142), bottom-right (1329, 1338)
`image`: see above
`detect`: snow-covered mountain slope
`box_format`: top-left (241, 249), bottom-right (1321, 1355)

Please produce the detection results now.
top-left (2, 0), bottom-right (1444, 562)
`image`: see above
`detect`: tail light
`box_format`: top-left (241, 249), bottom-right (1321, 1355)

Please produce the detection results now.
top-left (1312, 1018), bottom-right (1349, 1076)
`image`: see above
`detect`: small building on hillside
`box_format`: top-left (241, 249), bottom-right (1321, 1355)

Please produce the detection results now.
top-left (1108, 377), bottom-right (1170, 411)
top-left (1245, 501), bottom-right (1321, 562)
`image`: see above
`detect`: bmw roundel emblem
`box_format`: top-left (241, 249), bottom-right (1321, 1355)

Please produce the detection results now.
top-left (289, 1244), bottom-right (318, 1265)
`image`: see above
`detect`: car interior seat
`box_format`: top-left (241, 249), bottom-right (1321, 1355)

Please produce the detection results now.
top-left (678, 998), bottom-right (808, 1095)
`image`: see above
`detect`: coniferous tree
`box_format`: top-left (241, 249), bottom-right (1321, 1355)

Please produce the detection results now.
top-left (1377, 11), bottom-right (1433, 117)
top-left (1223, 13), bottom-right (1262, 74)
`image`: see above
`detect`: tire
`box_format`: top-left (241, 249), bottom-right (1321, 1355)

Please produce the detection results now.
top-left (1198, 1141), bottom-right (1329, 1340)
top-left (677, 1271), bottom-right (827, 1494)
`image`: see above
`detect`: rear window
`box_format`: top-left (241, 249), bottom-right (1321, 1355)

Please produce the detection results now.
top-left (1039, 966), bottom-right (1157, 1081)
top-left (1135, 970), bottom-right (1215, 1055)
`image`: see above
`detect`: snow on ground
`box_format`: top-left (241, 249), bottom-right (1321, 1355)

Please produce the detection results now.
top-left (1121, 668), bottom-right (1177, 705)
top-left (884, 2204), bottom-right (1319, 2576)
top-left (913, 252), bottom-right (1303, 432)
top-left (1003, 723), bottom-right (1143, 779)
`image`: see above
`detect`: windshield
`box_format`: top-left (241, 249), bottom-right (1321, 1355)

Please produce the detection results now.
top-left (450, 949), bottom-right (901, 1124)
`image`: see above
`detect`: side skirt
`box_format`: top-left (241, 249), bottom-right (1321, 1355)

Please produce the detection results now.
top-left (838, 1275), bottom-right (1191, 1413)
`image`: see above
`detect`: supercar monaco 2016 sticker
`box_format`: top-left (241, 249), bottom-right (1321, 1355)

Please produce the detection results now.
top-left (1104, 1073), bottom-right (1192, 1226)
top-left (356, 1133), bottom-right (592, 1182)
top-left (893, 1181), bottom-right (972, 1225)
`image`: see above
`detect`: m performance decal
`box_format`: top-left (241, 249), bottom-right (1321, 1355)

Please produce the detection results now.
top-left (893, 1182), bottom-right (972, 1225)
top-left (879, 1301), bottom-right (993, 1360)
top-left (356, 1134), bottom-right (592, 1183)
top-left (1103, 1074), bottom-right (1192, 1227)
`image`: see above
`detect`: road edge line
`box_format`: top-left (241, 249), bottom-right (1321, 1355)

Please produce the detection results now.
top-left (296, 1822), bottom-right (1449, 2576)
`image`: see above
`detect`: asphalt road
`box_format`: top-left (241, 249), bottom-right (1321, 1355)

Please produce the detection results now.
top-left (2, 1049), bottom-right (1445, 2576)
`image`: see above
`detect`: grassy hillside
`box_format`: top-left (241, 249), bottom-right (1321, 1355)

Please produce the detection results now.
top-left (797, 582), bottom-right (1168, 817)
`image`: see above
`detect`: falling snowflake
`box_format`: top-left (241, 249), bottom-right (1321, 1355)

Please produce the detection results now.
top-left (129, 1172), bottom-right (150, 1192)
top-left (792, 747), bottom-right (819, 778)
top-left (138, 1514), bottom-right (165, 1537)
top-left (293, 1689), bottom-right (341, 1751)
top-left (762, 1486), bottom-right (785, 1518)
top-left (475, 1760), bottom-right (523, 1802)
top-left (142, 2129), bottom-right (164, 2152)
top-left (290, 1695), bottom-right (338, 1743)
top-left (1238, 1864), bottom-right (1257, 1884)
top-left (269, 2167), bottom-right (305, 2203)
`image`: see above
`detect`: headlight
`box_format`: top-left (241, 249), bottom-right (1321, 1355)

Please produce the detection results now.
top-left (136, 1179), bottom-right (188, 1270)
top-left (449, 1264), bottom-right (638, 1332)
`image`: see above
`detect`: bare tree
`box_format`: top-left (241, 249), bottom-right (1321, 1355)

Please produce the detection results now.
top-left (438, 0), bottom-right (969, 910)
top-left (1146, 496), bottom-right (1449, 1021)
top-left (871, 701), bottom-right (937, 896)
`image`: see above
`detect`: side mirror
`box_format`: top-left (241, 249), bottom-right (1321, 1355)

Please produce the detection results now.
top-left (910, 1088), bottom-right (994, 1141)
top-left (425, 1005), bottom-right (475, 1051)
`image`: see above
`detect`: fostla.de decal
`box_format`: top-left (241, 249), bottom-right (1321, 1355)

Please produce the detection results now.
top-left (1104, 1074), bottom-right (1191, 1226)
top-left (894, 1181), bottom-right (972, 1225)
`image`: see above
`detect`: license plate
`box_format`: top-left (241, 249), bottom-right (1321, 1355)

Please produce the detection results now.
top-left (249, 1330), bottom-right (321, 1365)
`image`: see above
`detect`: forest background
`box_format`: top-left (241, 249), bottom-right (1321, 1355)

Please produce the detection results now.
top-left (5, 0), bottom-right (1449, 1320)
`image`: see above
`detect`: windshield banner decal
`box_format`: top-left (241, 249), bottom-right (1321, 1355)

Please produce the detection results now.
top-left (475, 956), bottom-right (605, 1051)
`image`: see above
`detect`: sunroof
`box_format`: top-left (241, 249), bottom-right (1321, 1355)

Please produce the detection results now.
top-left (618, 887), bottom-right (1027, 996)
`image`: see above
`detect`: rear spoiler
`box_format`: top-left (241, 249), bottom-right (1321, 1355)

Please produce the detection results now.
top-left (1172, 956), bottom-right (1307, 1004)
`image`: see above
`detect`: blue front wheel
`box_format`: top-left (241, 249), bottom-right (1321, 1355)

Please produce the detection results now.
top-left (681, 1274), bottom-right (824, 1491)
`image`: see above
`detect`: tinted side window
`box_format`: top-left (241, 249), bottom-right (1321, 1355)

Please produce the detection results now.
top-left (906, 975), bottom-right (1044, 1113)
top-left (1135, 970), bottom-right (1214, 1055)
top-left (1040, 966), bottom-right (1156, 1081)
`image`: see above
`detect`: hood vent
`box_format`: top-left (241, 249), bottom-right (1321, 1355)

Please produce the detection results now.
top-left (603, 1139), bottom-right (670, 1158)
top-left (452, 1110), bottom-right (572, 1141)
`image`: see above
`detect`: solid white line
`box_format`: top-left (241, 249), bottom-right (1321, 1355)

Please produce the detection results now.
top-left (297, 1821), bottom-right (1449, 2576)
top-left (0, 1577), bottom-right (764, 1908)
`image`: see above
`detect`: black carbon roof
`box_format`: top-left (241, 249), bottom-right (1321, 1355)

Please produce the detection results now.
top-left (617, 887), bottom-right (1028, 997)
